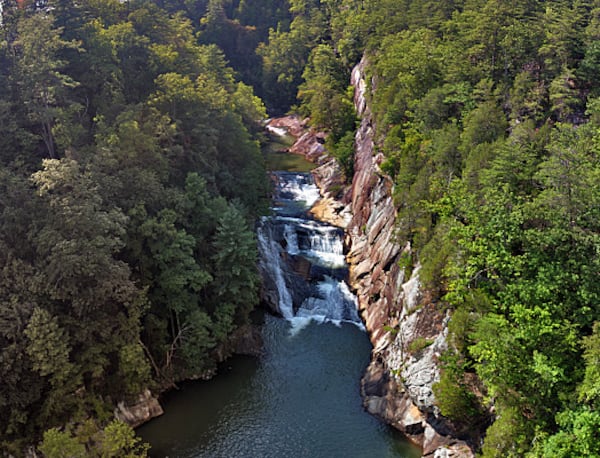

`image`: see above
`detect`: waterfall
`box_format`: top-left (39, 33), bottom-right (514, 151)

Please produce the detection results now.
top-left (283, 223), bottom-right (300, 255)
top-left (258, 172), bottom-right (363, 329)
top-left (257, 219), bottom-right (294, 319)
top-left (297, 276), bottom-right (361, 324)
top-left (273, 172), bottom-right (321, 214)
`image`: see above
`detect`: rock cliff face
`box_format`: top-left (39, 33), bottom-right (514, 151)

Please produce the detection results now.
top-left (312, 57), bottom-right (474, 457)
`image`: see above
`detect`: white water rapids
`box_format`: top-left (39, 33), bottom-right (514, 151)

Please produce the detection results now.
top-left (257, 172), bottom-right (362, 329)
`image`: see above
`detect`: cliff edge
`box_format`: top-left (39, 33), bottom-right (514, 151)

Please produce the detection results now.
top-left (312, 57), bottom-right (475, 458)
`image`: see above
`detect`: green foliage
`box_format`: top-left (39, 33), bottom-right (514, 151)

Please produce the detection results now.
top-left (9, 14), bottom-right (82, 160)
top-left (256, 0), bottom-right (336, 112)
top-left (314, 1), bottom-right (600, 454)
top-left (579, 322), bottom-right (600, 407)
top-left (210, 203), bottom-right (260, 324)
top-left (446, 306), bottom-right (476, 355)
top-left (329, 129), bottom-right (355, 180)
top-left (528, 408), bottom-right (600, 458)
top-left (239, 1), bottom-right (600, 456)
top-left (418, 222), bottom-right (455, 294)
top-left (298, 44), bottom-right (355, 138)
top-left (460, 101), bottom-right (507, 150)
top-left (39, 428), bottom-right (86, 458)
top-left (509, 71), bottom-right (548, 124)
top-left (100, 420), bottom-right (150, 458)
top-left (480, 406), bottom-right (531, 458)
top-left (118, 344), bottom-right (152, 398)
top-left (433, 350), bottom-right (482, 425)
top-left (549, 68), bottom-right (582, 122)
top-left (198, 0), bottom-right (289, 107)
top-left (407, 337), bottom-right (434, 354)
top-left (2, 0), bottom-right (600, 455)
top-left (38, 421), bottom-right (149, 458)
top-left (24, 308), bottom-right (73, 383)
top-left (0, 0), bottom-right (268, 450)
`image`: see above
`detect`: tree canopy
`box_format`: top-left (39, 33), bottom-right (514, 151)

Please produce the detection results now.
top-left (256, 0), bottom-right (600, 454)
top-left (2, 0), bottom-right (600, 456)
top-left (0, 0), bottom-right (268, 454)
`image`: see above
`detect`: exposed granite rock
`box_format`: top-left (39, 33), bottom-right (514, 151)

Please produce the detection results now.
top-left (267, 115), bottom-right (328, 163)
top-left (310, 159), bottom-right (353, 228)
top-left (115, 389), bottom-right (164, 428)
top-left (266, 61), bottom-right (475, 457)
top-left (346, 57), bottom-right (474, 458)
top-left (267, 115), bottom-right (307, 138)
top-left (291, 130), bottom-right (327, 163)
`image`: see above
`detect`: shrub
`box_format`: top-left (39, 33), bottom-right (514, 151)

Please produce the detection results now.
top-left (408, 336), bottom-right (434, 354)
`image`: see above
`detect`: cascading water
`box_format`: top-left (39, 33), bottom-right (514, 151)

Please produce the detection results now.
top-left (258, 172), bottom-right (362, 328)
top-left (137, 162), bottom-right (420, 458)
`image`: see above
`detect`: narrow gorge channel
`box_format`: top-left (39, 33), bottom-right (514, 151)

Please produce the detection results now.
top-left (137, 161), bottom-right (420, 457)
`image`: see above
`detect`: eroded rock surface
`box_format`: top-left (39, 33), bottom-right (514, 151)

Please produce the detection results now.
top-left (115, 389), bottom-right (164, 428)
top-left (272, 57), bottom-right (475, 457)
top-left (310, 159), bottom-right (352, 228)
top-left (267, 115), bottom-right (327, 163)
top-left (346, 56), bottom-right (474, 458)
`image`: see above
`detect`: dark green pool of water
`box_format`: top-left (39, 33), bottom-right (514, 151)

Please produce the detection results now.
top-left (137, 315), bottom-right (420, 458)
top-left (262, 133), bottom-right (315, 173)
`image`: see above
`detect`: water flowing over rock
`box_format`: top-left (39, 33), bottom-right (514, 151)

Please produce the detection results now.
top-left (258, 172), bottom-right (362, 328)
top-left (267, 116), bottom-right (328, 163)
top-left (264, 59), bottom-right (474, 456)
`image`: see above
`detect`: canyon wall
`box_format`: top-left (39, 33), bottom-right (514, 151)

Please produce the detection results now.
top-left (314, 57), bottom-right (474, 457)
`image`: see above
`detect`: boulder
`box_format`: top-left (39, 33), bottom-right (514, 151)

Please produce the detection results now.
top-left (115, 389), bottom-right (163, 428)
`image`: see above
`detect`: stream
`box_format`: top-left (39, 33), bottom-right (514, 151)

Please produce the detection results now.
top-left (137, 168), bottom-right (420, 458)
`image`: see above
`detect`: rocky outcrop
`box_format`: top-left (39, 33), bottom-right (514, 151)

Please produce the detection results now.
top-left (269, 57), bottom-right (474, 456)
top-left (307, 57), bottom-right (474, 457)
top-left (267, 115), bottom-right (328, 163)
top-left (115, 389), bottom-right (164, 428)
top-left (310, 159), bottom-right (353, 228)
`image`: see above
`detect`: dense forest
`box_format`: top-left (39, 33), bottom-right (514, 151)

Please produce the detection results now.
top-left (1, 0), bottom-right (600, 456)
top-left (0, 0), bottom-right (271, 455)
top-left (273, 1), bottom-right (600, 457)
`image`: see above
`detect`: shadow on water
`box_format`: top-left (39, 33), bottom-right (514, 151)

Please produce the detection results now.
top-left (262, 132), bottom-right (315, 173)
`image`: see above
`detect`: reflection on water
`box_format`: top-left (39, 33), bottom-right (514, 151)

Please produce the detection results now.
top-left (137, 315), bottom-right (420, 458)
top-left (262, 130), bottom-right (315, 173)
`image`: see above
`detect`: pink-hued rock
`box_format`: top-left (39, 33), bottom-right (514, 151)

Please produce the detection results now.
top-left (344, 57), bottom-right (474, 458)
top-left (267, 115), bottom-right (307, 138)
top-left (267, 116), bottom-right (328, 163)
top-left (268, 62), bottom-right (475, 457)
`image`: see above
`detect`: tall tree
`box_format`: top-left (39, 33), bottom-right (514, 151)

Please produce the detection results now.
top-left (9, 14), bottom-right (81, 159)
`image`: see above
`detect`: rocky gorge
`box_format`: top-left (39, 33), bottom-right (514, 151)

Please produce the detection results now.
top-left (274, 57), bottom-right (476, 457)
top-left (132, 55), bottom-right (476, 456)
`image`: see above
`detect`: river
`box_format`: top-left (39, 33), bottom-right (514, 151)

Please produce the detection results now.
top-left (137, 166), bottom-right (420, 458)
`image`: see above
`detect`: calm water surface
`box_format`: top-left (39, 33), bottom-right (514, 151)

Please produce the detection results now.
top-left (138, 315), bottom-right (420, 458)
top-left (262, 129), bottom-right (315, 172)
